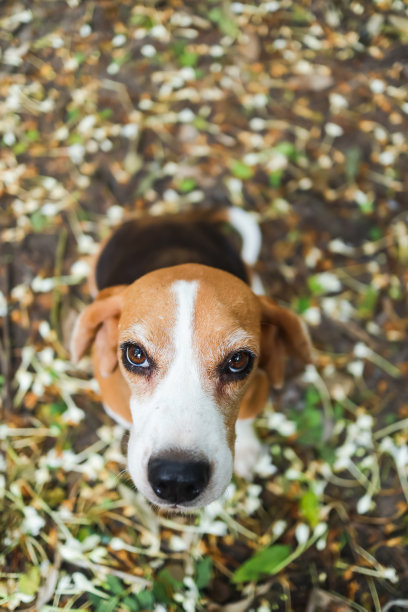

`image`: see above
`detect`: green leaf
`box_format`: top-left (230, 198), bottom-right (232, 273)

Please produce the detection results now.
top-left (136, 589), bottom-right (155, 609)
top-left (291, 389), bottom-right (323, 447)
top-left (106, 574), bottom-right (124, 595)
top-left (50, 401), bottom-right (68, 415)
top-left (233, 545), bottom-right (291, 582)
top-left (117, 53), bottom-right (131, 67)
top-left (78, 526), bottom-right (91, 542)
top-left (43, 486), bottom-right (66, 507)
top-left (319, 444), bottom-right (336, 465)
top-left (179, 50), bottom-right (198, 67)
top-left (89, 593), bottom-right (104, 607)
top-left (13, 142), bottom-right (28, 155)
top-left (345, 145), bottom-right (362, 182)
top-left (130, 14), bottom-right (154, 28)
top-left (231, 160), bottom-right (254, 180)
top-left (292, 5), bottom-right (313, 23)
top-left (208, 7), bottom-right (223, 23)
top-left (369, 226), bottom-right (382, 241)
top-left (97, 596), bottom-right (120, 612)
top-left (295, 296), bottom-right (310, 314)
top-left (339, 530), bottom-right (349, 550)
top-left (172, 40), bottom-right (189, 61)
top-left (307, 275), bottom-right (324, 296)
top-left (122, 596), bottom-right (140, 611)
top-left (306, 386), bottom-right (320, 408)
top-left (274, 141), bottom-right (298, 162)
top-left (268, 169), bottom-right (283, 188)
top-left (67, 132), bottom-right (84, 145)
top-left (296, 406), bottom-right (323, 446)
top-left (334, 402), bottom-right (344, 420)
top-left (179, 178), bottom-right (196, 193)
top-left (153, 569), bottom-right (182, 605)
top-left (193, 115), bottom-right (208, 130)
top-left (18, 565), bottom-right (41, 596)
top-left (357, 197), bottom-right (374, 214)
top-left (358, 286), bottom-right (378, 318)
top-left (195, 557), bottom-right (213, 590)
top-left (30, 210), bottom-right (48, 232)
top-left (75, 52), bottom-right (86, 65)
top-left (26, 129), bottom-right (39, 142)
top-left (99, 108), bottom-right (113, 120)
top-left (67, 107), bottom-right (80, 122)
top-left (300, 489), bottom-right (320, 527)
top-left (208, 7), bottom-right (238, 37)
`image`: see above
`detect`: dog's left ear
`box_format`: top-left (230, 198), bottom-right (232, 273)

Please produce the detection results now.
top-left (257, 295), bottom-right (313, 389)
top-left (70, 285), bottom-right (127, 377)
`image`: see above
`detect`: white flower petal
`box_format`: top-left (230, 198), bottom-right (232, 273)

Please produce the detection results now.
top-left (295, 523), bottom-right (310, 546)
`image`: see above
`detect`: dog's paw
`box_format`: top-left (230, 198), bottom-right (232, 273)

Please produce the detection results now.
top-left (234, 418), bottom-right (263, 480)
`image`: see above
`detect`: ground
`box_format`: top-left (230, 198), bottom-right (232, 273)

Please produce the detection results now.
top-left (1, 0), bottom-right (408, 610)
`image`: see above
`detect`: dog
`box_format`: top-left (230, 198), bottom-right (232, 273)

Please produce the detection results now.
top-left (71, 208), bottom-right (313, 511)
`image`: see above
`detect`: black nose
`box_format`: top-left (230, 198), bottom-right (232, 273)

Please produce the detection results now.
top-left (148, 456), bottom-right (210, 504)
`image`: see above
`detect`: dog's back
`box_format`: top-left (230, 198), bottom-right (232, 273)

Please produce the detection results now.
top-left (95, 209), bottom-right (261, 292)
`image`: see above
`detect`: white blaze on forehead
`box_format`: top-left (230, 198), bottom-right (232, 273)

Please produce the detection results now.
top-left (171, 280), bottom-right (198, 363)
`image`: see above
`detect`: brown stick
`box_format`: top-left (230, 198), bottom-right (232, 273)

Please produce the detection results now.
top-left (0, 255), bottom-right (13, 419)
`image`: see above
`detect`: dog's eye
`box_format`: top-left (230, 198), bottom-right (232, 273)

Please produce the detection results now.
top-left (123, 344), bottom-right (150, 369)
top-left (220, 350), bottom-right (255, 382)
top-left (227, 351), bottom-right (251, 373)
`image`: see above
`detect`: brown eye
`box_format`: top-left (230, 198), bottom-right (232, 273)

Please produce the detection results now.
top-left (227, 351), bottom-right (250, 374)
top-left (126, 345), bottom-right (149, 368)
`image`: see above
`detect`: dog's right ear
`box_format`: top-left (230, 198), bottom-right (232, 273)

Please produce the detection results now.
top-left (70, 285), bottom-right (127, 377)
top-left (257, 295), bottom-right (313, 389)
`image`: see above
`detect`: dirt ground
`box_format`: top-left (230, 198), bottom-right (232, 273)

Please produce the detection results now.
top-left (1, 1), bottom-right (408, 610)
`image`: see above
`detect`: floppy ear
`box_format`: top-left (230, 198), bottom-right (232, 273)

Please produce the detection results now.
top-left (70, 285), bottom-right (127, 377)
top-left (258, 295), bottom-right (313, 389)
top-left (238, 369), bottom-right (270, 420)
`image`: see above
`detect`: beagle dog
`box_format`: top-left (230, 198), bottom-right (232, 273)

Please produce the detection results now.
top-left (71, 208), bottom-right (313, 511)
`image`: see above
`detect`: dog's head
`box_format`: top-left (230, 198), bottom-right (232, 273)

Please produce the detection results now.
top-left (71, 264), bottom-right (312, 510)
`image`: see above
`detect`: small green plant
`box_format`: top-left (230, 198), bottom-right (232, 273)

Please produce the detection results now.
top-left (268, 169), bottom-right (284, 188)
top-left (233, 545), bottom-right (291, 583)
top-left (179, 178), bottom-right (196, 193)
top-left (231, 160), bottom-right (254, 179)
top-left (172, 41), bottom-right (199, 68)
top-left (294, 295), bottom-right (311, 314)
top-left (300, 489), bottom-right (320, 528)
top-left (290, 387), bottom-right (323, 447)
top-left (345, 145), bottom-right (362, 183)
top-left (88, 560), bottom-right (212, 611)
top-left (208, 7), bottom-right (238, 37)
top-left (18, 566), bottom-right (41, 598)
top-left (273, 141), bottom-right (300, 163)
top-left (358, 286), bottom-right (378, 318)
top-left (30, 210), bottom-right (49, 232)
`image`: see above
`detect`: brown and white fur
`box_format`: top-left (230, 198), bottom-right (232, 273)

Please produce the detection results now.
top-left (71, 208), bottom-right (313, 511)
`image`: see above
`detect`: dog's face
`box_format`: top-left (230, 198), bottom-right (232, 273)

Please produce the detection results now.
top-left (71, 264), bottom-right (312, 511)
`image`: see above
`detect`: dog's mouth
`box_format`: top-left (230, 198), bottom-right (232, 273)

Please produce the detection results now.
top-left (158, 502), bottom-right (202, 514)
top-left (149, 491), bottom-right (208, 513)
